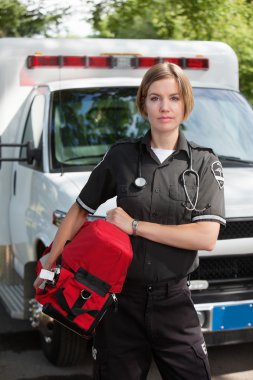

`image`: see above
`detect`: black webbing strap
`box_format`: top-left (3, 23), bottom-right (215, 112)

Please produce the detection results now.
top-left (75, 267), bottom-right (111, 297)
top-left (56, 288), bottom-right (98, 321)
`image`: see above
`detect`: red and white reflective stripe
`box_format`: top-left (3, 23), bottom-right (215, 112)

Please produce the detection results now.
top-left (27, 55), bottom-right (209, 70)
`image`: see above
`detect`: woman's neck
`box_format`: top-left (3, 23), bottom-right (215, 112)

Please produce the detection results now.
top-left (150, 129), bottom-right (179, 150)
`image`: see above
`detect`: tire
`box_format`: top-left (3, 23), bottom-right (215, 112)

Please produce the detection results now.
top-left (40, 319), bottom-right (88, 366)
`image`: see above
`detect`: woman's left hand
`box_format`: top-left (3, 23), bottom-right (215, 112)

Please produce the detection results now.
top-left (106, 207), bottom-right (133, 235)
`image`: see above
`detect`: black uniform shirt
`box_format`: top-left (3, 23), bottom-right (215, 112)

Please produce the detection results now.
top-left (76, 130), bottom-right (226, 284)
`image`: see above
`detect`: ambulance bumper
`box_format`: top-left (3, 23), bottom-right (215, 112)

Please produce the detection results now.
top-left (194, 300), bottom-right (253, 345)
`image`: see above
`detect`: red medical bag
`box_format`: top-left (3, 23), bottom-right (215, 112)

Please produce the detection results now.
top-left (36, 219), bottom-right (133, 337)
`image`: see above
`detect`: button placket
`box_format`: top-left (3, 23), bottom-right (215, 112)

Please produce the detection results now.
top-left (150, 170), bottom-right (160, 220)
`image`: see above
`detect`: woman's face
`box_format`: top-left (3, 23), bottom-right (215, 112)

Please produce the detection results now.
top-left (144, 77), bottom-right (185, 134)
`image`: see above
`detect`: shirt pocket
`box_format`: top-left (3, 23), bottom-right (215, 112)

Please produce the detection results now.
top-left (169, 183), bottom-right (196, 204)
top-left (169, 184), bottom-right (196, 223)
top-left (117, 184), bottom-right (145, 198)
top-left (117, 184), bottom-right (145, 215)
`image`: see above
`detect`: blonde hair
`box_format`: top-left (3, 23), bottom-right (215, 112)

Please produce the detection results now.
top-left (136, 62), bottom-right (194, 121)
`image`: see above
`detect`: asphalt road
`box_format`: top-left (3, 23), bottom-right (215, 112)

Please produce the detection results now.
top-left (1, 300), bottom-right (253, 380)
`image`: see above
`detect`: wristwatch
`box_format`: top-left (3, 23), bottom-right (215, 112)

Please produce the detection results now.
top-left (132, 219), bottom-right (139, 236)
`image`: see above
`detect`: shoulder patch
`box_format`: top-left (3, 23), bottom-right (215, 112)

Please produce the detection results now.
top-left (211, 161), bottom-right (224, 189)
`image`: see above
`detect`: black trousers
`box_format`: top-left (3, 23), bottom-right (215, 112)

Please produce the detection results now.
top-left (93, 277), bottom-right (211, 380)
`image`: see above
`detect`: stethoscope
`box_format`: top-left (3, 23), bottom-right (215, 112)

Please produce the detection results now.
top-left (134, 142), bottom-right (207, 213)
top-left (134, 143), bottom-right (148, 189)
top-left (181, 147), bottom-right (207, 212)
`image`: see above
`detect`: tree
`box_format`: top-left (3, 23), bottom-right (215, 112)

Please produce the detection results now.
top-left (0, 0), bottom-right (70, 37)
top-left (87, 0), bottom-right (253, 102)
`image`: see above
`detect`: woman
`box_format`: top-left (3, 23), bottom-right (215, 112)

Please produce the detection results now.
top-left (34, 62), bottom-right (225, 380)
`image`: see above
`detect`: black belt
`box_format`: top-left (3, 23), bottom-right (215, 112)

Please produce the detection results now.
top-left (122, 276), bottom-right (188, 295)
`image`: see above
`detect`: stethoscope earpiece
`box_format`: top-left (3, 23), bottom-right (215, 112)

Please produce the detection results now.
top-left (134, 177), bottom-right (147, 189)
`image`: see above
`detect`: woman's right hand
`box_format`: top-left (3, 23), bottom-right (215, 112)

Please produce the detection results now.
top-left (33, 275), bottom-right (45, 290)
top-left (33, 261), bottom-right (52, 290)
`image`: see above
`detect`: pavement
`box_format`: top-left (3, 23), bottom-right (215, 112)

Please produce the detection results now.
top-left (1, 298), bottom-right (253, 380)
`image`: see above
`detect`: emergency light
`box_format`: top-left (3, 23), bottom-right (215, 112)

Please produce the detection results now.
top-left (27, 55), bottom-right (209, 70)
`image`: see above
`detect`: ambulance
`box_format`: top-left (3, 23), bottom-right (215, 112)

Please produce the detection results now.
top-left (0, 38), bottom-right (253, 366)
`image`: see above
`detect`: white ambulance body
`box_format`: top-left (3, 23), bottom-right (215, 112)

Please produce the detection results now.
top-left (0, 38), bottom-right (253, 365)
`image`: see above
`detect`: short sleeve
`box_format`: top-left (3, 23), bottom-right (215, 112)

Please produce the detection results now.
top-left (76, 149), bottom-right (116, 214)
top-left (191, 154), bottom-right (226, 226)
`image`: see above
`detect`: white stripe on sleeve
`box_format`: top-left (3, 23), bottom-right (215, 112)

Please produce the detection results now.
top-left (76, 197), bottom-right (96, 214)
top-left (192, 214), bottom-right (226, 225)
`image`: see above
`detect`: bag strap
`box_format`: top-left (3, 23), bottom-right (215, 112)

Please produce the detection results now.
top-left (56, 288), bottom-right (98, 321)
top-left (75, 267), bottom-right (111, 297)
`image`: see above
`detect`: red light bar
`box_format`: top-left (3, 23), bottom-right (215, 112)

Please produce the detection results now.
top-left (27, 55), bottom-right (60, 68)
top-left (88, 56), bottom-right (112, 68)
top-left (27, 55), bottom-right (86, 68)
top-left (63, 56), bottom-right (85, 67)
top-left (27, 55), bottom-right (110, 69)
top-left (185, 58), bottom-right (209, 69)
top-left (163, 58), bottom-right (181, 65)
top-left (132, 57), bottom-right (209, 70)
top-left (27, 55), bottom-right (209, 70)
top-left (133, 57), bottom-right (159, 68)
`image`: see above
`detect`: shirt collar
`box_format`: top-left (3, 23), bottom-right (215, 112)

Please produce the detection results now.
top-left (141, 129), bottom-right (190, 158)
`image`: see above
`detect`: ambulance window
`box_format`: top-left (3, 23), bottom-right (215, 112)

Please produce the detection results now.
top-left (182, 88), bottom-right (253, 164)
top-left (50, 87), bottom-right (149, 171)
top-left (20, 95), bottom-right (45, 169)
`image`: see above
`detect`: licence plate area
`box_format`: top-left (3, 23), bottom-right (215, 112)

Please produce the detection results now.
top-left (212, 302), bottom-right (253, 331)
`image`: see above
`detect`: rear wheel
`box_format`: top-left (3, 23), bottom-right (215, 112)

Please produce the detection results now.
top-left (40, 316), bottom-right (88, 366)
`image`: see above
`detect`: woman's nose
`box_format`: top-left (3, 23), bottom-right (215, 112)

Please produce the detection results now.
top-left (160, 99), bottom-right (170, 111)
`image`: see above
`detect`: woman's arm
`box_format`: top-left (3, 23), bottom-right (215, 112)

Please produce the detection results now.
top-left (106, 207), bottom-right (220, 252)
top-left (136, 220), bottom-right (220, 251)
top-left (34, 203), bottom-right (88, 288)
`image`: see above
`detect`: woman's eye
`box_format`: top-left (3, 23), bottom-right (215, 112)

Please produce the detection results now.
top-left (171, 96), bottom-right (180, 102)
top-left (150, 96), bottom-right (159, 101)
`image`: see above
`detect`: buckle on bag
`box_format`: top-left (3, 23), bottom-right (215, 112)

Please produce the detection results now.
top-left (81, 289), bottom-right (92, 300)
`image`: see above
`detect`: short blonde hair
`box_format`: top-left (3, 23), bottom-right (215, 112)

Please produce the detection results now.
top-left (136, 62), bottom-right (194, 121)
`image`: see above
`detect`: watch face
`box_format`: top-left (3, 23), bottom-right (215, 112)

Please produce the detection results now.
top-left (132, 220), bottom-right (139, 235)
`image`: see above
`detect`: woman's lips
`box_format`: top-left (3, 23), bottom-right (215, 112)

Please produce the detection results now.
top-left (158, 116), bottom-right (174, 121)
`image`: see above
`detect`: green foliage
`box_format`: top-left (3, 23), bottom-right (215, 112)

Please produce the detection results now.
top-left (88, 0), bottom-right (253, 103)
top-left (0, 0), bottom-right (70, 37)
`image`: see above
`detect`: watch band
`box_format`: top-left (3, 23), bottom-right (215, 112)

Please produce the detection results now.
top-left (132, 219), bottom-right (139, 236)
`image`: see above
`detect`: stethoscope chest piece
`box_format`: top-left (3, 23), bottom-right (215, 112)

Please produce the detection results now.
top-left (134, 177), bottom-right (147, 189)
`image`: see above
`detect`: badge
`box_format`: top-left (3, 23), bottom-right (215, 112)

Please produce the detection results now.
top-left (201, 342), bottom-right (208, 355)
top-left (211, 161), bottom-right (224, 189)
